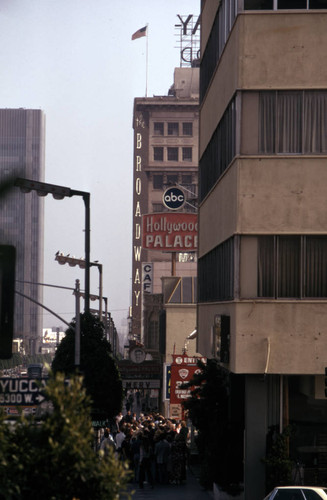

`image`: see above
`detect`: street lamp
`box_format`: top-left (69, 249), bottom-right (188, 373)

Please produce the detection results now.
top-left (14, 178), bottom-right (91, 313)
top-left (55, 253), bottom-right (103, 317)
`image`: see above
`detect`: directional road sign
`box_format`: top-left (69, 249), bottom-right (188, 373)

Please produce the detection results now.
top-left (0, 377), bottom-right (47, 406)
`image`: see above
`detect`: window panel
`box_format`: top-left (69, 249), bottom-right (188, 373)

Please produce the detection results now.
top-left (277, 92), bottom-right (302, 153)
top-left (277, 236), bottom-right (301, 297)
top-left (303, 92), bottom-right (327, 153)
top-left (153, 147), bottom-right (163, 161)
top-left (278, 0), bottom-right (306, 7)
top-left (259, 90), bottom-right (327, 154)
top-left (167, 147), bottom-right (178, 161)
top-left (182, 122), bottom-right (193, 136)
top-left (153, 174), bottom-right (163, 189)
top-left (258, 236), bottom-right (275, 297)
top-left (182, 147), bottom-right (192, 161)
top-left (305, 237), bottom-right (327, 297)
top-left (154, 122), bottom-right (164, 136)
top-left (168, 123), bottom-right (179, 136)
top-left (166, 174), bottom-right (178, 185)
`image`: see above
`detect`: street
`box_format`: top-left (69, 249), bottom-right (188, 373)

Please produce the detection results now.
top-left (124, 466), bottom-right (214, 500)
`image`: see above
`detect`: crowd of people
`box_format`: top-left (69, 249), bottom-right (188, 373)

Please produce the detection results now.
top-left (98, 411), bottom-right (190, 489)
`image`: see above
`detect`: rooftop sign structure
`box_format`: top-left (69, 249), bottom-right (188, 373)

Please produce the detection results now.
top-left (175, 14), bottom-right (201, 67)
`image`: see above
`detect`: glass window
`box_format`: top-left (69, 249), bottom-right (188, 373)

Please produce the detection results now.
top-left (167, 147), bottom-right (178, 161)
top-left (303, 490), bottom-right (323, 500)
top-left (278, 0), bottom-right (306, 7)
top-left (167, 174), bottom-right (178, 185)
top-left (182, 122), bottom-right (193, 136)
top-left (152, 203), bottom-right (165, 212)
top-left (153, 147), bottom-right (163, 161)
top-left (182, 174), bottom-right (192, 184)
top-left (154, 122), bottom-right (164, 136)
top-left (153, 174), bottom-right (163, 189)
top-left (182, 147), bottom-right (192, 161)
top-left (168, 123), bottom-right (179, 136)
top-left (244, 0), bottom-right (273, 7)
top-left (259, 91), bottom-right (327, 154)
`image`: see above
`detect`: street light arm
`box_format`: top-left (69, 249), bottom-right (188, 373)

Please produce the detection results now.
top-left (14, 177), bottom-right (91, 314)
top-left (15, 289), bottom-right (73, 329)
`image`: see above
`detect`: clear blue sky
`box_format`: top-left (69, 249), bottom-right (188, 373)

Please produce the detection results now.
top-left (0, 0), bottom-right (200, 344)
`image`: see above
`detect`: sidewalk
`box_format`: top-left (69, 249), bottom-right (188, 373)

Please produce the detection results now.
top-left (123, 465), bottom-right (214, 500)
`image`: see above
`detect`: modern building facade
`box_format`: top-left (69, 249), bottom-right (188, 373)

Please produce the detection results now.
top-left (131, 67), bottom-right (199, 348)
top-left (0, 109), bottom-right (45, 354)
top-left (198, 2), bottom-right (327, 499)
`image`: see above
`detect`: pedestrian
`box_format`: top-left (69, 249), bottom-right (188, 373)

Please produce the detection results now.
top-left (170, 433), bottom-right (187, 484)
top-left (139, 432), bottom-right (154, 489)
top-left (154, 432), bottom-right (171, 484)
top-left (99, 429), bottom-right (116, 457)
top-left (115, 424), bottom-right (126, 460)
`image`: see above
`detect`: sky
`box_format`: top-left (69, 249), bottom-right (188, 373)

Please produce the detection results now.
top-left (0, 0), bottom-right (200, 347)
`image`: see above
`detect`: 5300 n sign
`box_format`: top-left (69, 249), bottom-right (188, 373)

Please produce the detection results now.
top-left (0, 378), bottom-right (47, 406)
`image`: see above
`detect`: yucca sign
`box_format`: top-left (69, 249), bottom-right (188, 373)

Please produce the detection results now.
top-left (142, 213), bottom-right (198, 252)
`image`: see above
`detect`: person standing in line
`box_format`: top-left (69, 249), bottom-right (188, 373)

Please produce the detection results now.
top-left (115, 424), bottom-right (126, 460)
top-left (139, 432), bottom-right (154, 489)
top-left (154, 432), bottom-right (171, 484)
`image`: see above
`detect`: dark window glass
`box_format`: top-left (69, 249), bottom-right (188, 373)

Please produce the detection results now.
top-left (152, 203), bottom-right (165, 212)
top-left (198, 238), bottom-right (234, 302)
top-left (259, 90), bottom-right (327, 154)
top-left (199, 97), bottom-right (236, 201)
top-left (278, 236), bottom-right (301, 298)
top-left (182, 174), bottom-right (192, 184)
top-left (244, 0), bottom-right (273, 8)
top-left (258, 236), bottom-right (275, 298)
top-left (182, 147), bottom-right (192, 161)
top-left (303, 490), bottom-right (324, 500)
top-left (310, 0), bottom-right (327, 7)
top-left (183, 122), bottom-right (193, 135)
top-left (167, 147), bottom-right (178, 161)
top-left (168, 123), bottom-right (179, 136)
top-left (278, 0), bottom-right (306, 7)
top-left (154, 122), bottom-right (164, 135)
top-left (305, 237), bottom-right (327, 297)
top-left (153, 174), bottom-right (163, 189)
top-left (166, 174), bottom-right (178, 185)
top-left (153, 147), bottom-right (163, 161)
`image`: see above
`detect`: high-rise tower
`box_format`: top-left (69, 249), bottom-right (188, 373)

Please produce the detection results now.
top-left (0, 109), bottom-right (45, 354)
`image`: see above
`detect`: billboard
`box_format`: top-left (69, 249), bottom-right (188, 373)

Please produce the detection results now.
top-left (142, 213), bottom-right (198, 252)
top-left (170, 354), bottom-right (206, 406)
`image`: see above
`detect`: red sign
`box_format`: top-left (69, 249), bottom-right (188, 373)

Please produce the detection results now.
top-left (170, 354), bottom-right (206, 405)
top-left (142, 213), bottom-right (198, 252)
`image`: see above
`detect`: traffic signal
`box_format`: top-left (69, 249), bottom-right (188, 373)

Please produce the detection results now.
top-left (0, 245), bottom-right (16, 359)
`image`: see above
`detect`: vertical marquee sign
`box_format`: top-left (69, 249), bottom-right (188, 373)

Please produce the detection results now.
top-left (132, 109), bottom-right (149, 342)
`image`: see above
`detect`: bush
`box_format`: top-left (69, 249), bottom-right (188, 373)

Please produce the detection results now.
top-left (0, 372), bottom-right (131, 500)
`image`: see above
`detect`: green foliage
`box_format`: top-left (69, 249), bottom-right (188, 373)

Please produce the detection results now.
top-left (0, 372), bottom-right (131, 500)
top-left (263, 425), bottom-right (294, 492)
top-left (183, 359), bottom-right (243, 492)
top-left (52, 313), bottom-right (123, 420)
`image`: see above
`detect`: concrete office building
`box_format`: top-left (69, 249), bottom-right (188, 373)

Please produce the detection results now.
top-left (0, 109), bottom-right (45, 354)
top-left (198, 2), bottom-right (327, 499)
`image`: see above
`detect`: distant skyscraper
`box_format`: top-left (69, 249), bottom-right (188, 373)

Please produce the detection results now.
top-left (0, 109), bottom-right (45, 354)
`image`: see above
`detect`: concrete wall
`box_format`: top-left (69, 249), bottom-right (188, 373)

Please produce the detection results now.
top-left (165, 304), bottom-right (199, 361)
top-left (198, 301), bottom-right (327, 375)
top-left (200, 12), bottom-right (327, 156)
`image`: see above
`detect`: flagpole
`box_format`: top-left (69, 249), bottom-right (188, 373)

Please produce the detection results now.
top-left (145, 24), bottom-right (149, 97)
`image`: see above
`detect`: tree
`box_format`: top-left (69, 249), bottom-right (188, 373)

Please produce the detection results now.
top-left (52, 312), bottom-right (123, 420)
top-left (0, 372), bottom-right (131, 500)
top-left (183, 359), bottom-right (244, 493)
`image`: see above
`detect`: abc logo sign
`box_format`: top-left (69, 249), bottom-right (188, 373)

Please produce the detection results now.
top-left (162, 187), bottom-right (185, 210)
